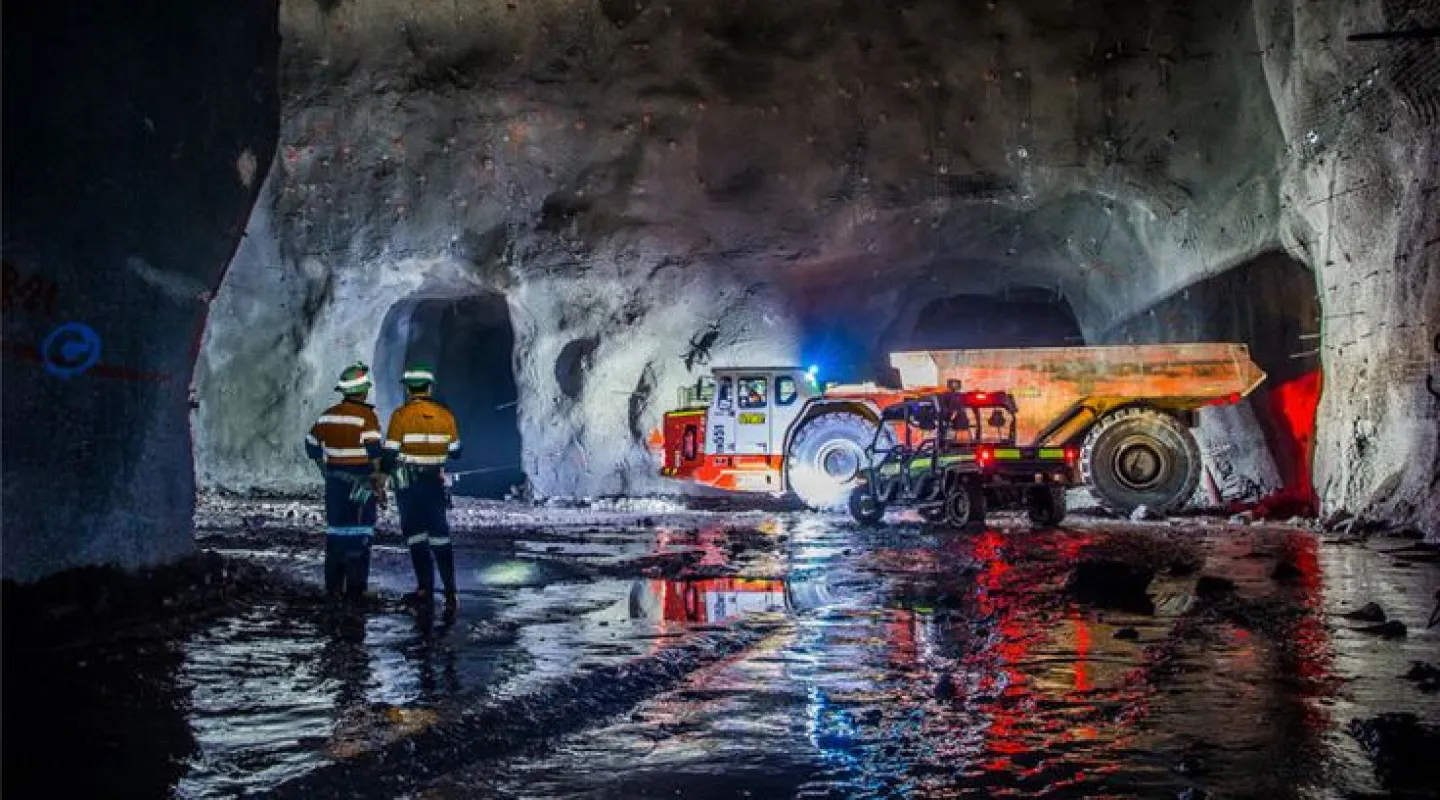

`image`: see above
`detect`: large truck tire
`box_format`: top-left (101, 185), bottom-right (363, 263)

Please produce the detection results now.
top-left (1080, 407), bottom-right (1201, 515)
top-left (786, 411), bottom-right (881, 510)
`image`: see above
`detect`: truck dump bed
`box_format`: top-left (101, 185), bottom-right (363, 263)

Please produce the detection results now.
top-left (889, 343), bottom-right (1266, 445)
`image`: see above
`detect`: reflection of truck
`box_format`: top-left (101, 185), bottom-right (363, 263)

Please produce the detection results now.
top-left (657, 344), bottom-right (1266, 515)
top-left (629, 578), bottom-right (789, 624)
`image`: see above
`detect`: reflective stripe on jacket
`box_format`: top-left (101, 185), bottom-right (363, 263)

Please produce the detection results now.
top-left (382, 396), bottom-right (462, 472)
top-left (307, 399), bottom-right (383, 466)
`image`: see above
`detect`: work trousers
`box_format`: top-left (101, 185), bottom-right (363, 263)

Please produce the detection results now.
top-left (324, 466), bottom-right (377, 599)
top-left (324, 535), bottom-right (372, 599)
top-left (396, 468), bottom-right (455, 597)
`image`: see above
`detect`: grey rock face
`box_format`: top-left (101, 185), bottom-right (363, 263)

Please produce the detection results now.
top-left (195, 0), bottom-right (1436, 538)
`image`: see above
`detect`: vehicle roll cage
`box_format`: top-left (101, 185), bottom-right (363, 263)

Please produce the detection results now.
top-left (861, 390), bottom-right (1019, 500)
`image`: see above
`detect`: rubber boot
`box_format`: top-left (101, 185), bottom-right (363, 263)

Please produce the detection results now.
top-left (434, 543), bottom-right (457, 610)
top-left (408, 536), bottom-right (435, 604)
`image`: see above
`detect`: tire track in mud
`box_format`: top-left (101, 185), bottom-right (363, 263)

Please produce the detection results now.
top-left (265, 617), bottom-right (786, 799)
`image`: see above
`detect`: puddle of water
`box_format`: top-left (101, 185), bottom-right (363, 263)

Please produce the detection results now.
top-left (13, 514), bottom-right (1438, 799)
top-left (173, 605), bottom-right (520, 797)
top-left (431, 523), bottom-right (1440, 799)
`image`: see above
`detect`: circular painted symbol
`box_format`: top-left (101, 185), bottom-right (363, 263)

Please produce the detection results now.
top-left (41, 322), bottom-right (102, 378)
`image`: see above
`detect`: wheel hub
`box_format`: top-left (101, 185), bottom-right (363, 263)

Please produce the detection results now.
top-left (817, 442), bottom-right (862, 482)
top-left (1112, 437), bottom-right (1166, 490)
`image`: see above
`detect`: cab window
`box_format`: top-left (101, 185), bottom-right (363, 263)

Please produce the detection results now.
top-left (716, 377), bottom-right (733, 409)
top-left (738, 377), bottom-right (768, 409)
top-left (775, 375), bottom-right (798, 406)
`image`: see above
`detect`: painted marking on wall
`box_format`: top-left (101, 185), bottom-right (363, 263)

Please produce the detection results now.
top-left (2, 338), bottom-right (172, 384)
top-left (41, 322), bottom-right (102, 377)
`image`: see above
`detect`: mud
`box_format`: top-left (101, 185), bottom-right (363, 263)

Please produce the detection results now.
top-left (4, 503), bottom-right (1439, 798)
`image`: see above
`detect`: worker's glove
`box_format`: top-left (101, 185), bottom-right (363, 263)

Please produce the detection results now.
top-left (392, 466), bottom-right (411, 491)
top-left (348, 480), bottom-right (374, 505)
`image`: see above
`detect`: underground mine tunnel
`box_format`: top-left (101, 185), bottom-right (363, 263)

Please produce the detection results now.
top-left (3, 0), bottom-right (1439, 796)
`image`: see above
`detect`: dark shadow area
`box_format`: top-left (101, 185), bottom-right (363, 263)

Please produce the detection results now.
top-left (1102, 251), bottom-right (1321, 506)
top-left (1, 554), bottom-right (279, 797)
top-left (909, 287), bottom-right (1085, 350)
top-left (376, 293), bottom-right (523, 497)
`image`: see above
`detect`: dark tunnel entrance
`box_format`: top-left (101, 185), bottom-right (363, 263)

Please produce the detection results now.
top-left (909, 287), bottom-right (1085, 350)
top-left (375, 292), bottom-right (524, 498)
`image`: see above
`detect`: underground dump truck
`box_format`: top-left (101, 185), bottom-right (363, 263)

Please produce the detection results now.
top-left (656, 343), bottom-right (1266, 515)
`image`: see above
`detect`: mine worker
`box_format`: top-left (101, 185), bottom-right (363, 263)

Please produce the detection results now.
top-left (381, 363), bottom-right (463, 611)
top-left (305, 362), bottom-right (385, 601)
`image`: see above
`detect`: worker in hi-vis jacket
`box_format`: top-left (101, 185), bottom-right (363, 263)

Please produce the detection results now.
top-left (381, 363), bottom-right (462, 611)
top-left (305, 362), bottom-right (385, 600)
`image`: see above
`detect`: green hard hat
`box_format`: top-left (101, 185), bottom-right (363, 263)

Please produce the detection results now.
top-left (334, 361), bottom-right (373, 394)
top-left (401, 363), bottom-right (436, 388)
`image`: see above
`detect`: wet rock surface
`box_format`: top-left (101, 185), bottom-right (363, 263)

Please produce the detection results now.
top-left (4, 504), bottom-right (1439, 798)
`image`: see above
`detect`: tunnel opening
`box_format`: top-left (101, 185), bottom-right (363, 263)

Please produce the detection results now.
top-left (909, 287), bottom-right (1085, 350)
top-left (375, 292), bottom-right (524, 498)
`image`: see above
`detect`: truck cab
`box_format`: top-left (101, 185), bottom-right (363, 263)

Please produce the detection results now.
top-left (659, 367), bottom-right (822, 493)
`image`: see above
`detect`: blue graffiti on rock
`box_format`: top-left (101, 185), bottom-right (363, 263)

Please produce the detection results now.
top-left (42, 321), bottom-right (101, 378)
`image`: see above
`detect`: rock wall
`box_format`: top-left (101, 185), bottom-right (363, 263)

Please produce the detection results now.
top-left (1253, 0), bottom-right (1439, 532)
top-left (1, 1), bottom-right (280, 581)
top-left (195, 0), bottom-right (1438, 535)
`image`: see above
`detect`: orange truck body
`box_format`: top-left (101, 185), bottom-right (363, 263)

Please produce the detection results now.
top-left (888, 343), bottom-right (1267, 446)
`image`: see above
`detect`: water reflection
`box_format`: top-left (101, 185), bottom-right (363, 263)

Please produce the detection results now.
top-left (175, 604), bottom-right (480, 797)
top-left (799, 528), bottom-right (1188, 796)
top-left (17, 516), bottom-right (1433, 798)
top-left (802, 525), bottom-right (1350, 797)
top-left (630, 577), bottom-right (810, 624)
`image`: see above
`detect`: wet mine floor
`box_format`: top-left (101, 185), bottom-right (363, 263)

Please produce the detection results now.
top-left (6, 499), bottom-right (1440, 798)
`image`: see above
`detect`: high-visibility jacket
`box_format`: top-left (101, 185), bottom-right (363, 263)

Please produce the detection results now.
top-left (306, 399), bottom-right (383, 467)
top-left (383, 396), bottom-right (462, 471)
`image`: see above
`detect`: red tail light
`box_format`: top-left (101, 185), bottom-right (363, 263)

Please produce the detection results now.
top-left (976, 446), bottom-right (994, 466)
top-left (1203, 392), bottom-right (1245, 408)
top-left (1064, 447), bottom-right (1078, 464)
